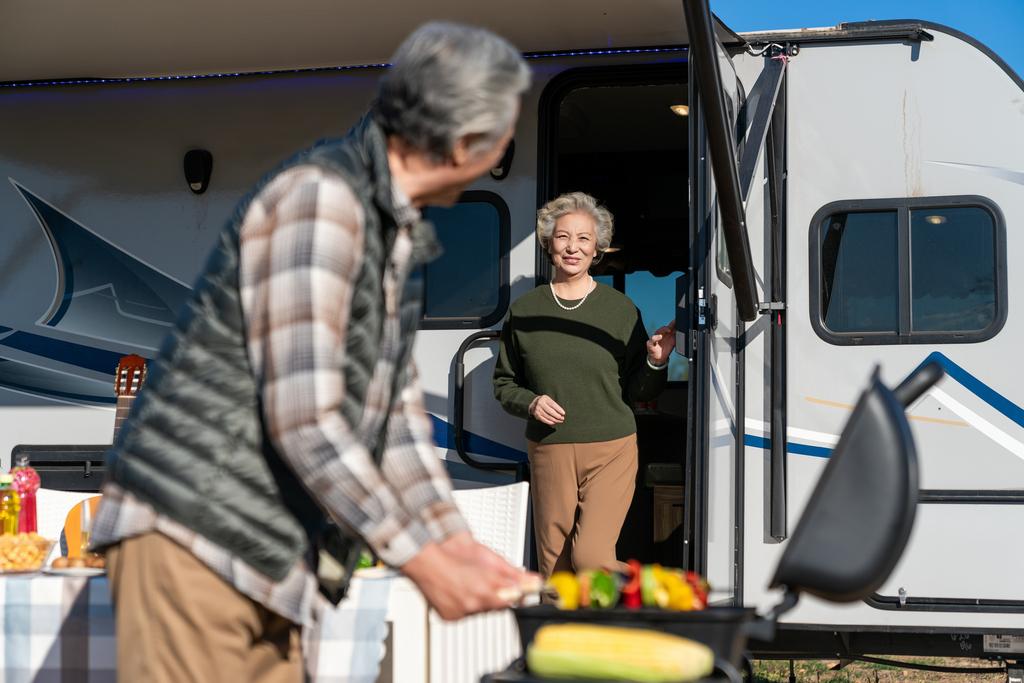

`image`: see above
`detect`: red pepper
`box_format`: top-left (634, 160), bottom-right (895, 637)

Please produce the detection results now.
top-left (622, 559), bottom-right (642, 609)
top-left (685, 571), bottom-right (709, 609)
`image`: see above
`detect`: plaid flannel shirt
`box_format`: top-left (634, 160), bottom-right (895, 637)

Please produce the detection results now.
top-left (93, 165), bottom-right (469, 625)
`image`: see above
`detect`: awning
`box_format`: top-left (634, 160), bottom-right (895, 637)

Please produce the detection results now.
top-left (0, 0), bottom-right (742, 83)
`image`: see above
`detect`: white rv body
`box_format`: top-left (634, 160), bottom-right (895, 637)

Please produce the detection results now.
top-left (2, 0), bottom-right (1024, 657)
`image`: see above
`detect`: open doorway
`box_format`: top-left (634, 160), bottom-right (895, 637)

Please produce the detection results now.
top-left (539, 65), bottom-right (690, 565)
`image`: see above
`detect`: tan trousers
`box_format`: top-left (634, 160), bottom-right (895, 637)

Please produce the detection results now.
top-left (528, 433), bottom-right (638, 578)
top-left (106, 532), bottom-right (303, 683)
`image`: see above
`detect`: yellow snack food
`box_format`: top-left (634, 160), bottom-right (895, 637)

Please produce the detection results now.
top-left (0, 532), bottom-right (53, 571)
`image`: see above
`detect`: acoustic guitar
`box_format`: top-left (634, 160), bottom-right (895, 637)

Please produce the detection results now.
top-left (113, 353), bottom-right (146, 442)
top-left (64, 354), bottom-right (148, 559)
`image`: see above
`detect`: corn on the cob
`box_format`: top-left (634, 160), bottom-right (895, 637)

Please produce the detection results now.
top-left (527, 623), bottom-right (715, 682)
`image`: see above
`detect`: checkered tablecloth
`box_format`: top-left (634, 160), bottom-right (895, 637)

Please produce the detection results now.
top-left (0, 574), bottom-right (393, 683)
top-left (0, 575), bottom-right (114, 683)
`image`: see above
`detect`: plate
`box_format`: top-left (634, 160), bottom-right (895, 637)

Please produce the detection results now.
top-left (43, 567), bottom-right (106, 577)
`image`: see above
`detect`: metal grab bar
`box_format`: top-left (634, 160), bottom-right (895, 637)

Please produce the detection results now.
top-left (452, 330), bottom-right (528, 480)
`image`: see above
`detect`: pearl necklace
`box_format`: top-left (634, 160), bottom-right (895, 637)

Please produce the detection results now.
top-left (550, 276), bottom-right (594, 311)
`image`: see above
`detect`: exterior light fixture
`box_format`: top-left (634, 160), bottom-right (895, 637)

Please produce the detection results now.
top-left (924, 215), bottom-right (947, 225)
top-left (183, 149), bottom-right (213, 194)
top-left (491, 139), bottom-right (515, 181)
top-left (670, 104), bottom-right (690, 116)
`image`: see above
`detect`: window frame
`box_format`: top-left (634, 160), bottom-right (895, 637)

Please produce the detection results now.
top-left (808, 195), bottom-right (1007, 346)
top-left (419, 190), bottom-right (511, 330)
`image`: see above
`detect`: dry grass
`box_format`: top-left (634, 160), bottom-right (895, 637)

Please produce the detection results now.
top-left (753, 658), bottom-right (1007, 683)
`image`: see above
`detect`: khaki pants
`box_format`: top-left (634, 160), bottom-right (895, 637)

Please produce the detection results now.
top-left (528, 434), bottom-right (638, 578)
top-left (106, 532), bottom-right (303, 683)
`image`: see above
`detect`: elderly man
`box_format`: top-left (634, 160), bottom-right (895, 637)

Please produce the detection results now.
top-left (92, 22), bottom-right (531, 683)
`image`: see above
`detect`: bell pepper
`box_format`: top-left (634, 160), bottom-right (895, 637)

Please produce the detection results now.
top-left (640, 564), bottom-right (659, 606)
top-left (685, 571), bottom-right (710, 609)
top-left (578, 571), bottom-right (592, 608)
top-left (587, 570), bottom-right (619, 609)
top-left (662, 570), bottom-right (695, 611)
top-left (621, 560), bottom-right (642, 609)
top-left (546, 572), bottom-right (580, 610)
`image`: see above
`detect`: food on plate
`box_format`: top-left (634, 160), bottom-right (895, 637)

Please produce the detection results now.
top-left (86, 555), bottom-right (106, 569)
top-left (51, 556), bottom-right (69, 569)
top-left (526, 623), bottom-right (715, 682)
top-left (0, 532), bottom-right (53, 571)
top-left (69, 557), bottom-right (87, 568)
top-left (543, 562), bottom-right (710, 611)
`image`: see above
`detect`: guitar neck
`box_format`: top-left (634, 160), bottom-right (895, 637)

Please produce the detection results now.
top-left (113, 354), bottom-right (147, 444)
top-left (113, 395), bottom-right (136, 442)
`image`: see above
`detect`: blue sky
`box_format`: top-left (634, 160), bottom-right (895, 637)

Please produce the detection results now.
top-left (713, 0), bottom-right (1024, 80)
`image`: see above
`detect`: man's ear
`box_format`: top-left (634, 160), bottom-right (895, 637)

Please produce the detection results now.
top-left (451, 134), bottom-right (486, 166)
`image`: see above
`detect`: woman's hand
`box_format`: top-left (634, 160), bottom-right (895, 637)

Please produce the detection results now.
top-left (529, 395), bottom-right (565, 425)
top-left (647, 319), bottom-right (677, 367)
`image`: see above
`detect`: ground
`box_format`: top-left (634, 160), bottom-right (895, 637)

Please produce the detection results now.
top-left (753, 658), bottom-right (1007, 683)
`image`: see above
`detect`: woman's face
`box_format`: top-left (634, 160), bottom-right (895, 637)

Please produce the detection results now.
top-left (548, 212), bottom-right (597, 279)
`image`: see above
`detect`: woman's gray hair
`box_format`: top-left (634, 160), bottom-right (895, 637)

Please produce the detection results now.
top-left (376, 22), bottom-right (531, 163)
top-left (536, 192), bottom-right (615, 265)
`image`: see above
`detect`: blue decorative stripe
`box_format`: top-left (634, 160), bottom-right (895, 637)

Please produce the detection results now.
top-left (745, 433), bottom-right (832, 458)
top-left (786, 442), bottom-right (832, 458)
top-left (429, 414), bottom-right (527, 463)
top-left (916, 351), bottom-right (1024, 429)
top-left (745, 435), bottom-right (769, 450)
top-left (0, 374), bottom-right (116, 405)
top-left (0, 331), bottom-right (125, 375)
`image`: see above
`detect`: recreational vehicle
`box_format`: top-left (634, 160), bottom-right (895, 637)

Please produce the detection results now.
top-left (2, 0), bottom-right (1024, 672)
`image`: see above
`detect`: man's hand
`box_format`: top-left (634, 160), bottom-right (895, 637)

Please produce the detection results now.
top-left (401, 535), bottom-right (528, 620)
top-left (529, 395), bottom-right (565, 425)
top-left (439, 531), bottom-right (535, 586)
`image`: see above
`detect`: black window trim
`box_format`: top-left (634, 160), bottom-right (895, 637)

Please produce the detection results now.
top-left (419, 190), bottom-right (511, 330)
top-left (808, 195), bottom-right (1007, 346)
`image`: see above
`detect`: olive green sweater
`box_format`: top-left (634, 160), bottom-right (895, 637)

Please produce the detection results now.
top-left (493, 283), bottom-right (667, 444)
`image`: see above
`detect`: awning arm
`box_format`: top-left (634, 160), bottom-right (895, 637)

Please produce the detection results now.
top-left (681, 0), bottom-right (759, 322)
top-left (739, 53), bottom-right (787, 203)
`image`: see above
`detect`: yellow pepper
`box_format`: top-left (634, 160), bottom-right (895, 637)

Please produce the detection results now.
top-left (546, 572), bottom-right (580, 610)
top-left (664, 571), bottom-right (695, 611)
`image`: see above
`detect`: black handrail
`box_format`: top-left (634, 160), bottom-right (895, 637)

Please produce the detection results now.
top-left (681, 0), bottom-right (759, 321)
top-left (453, 330), bottom-right (528, 479)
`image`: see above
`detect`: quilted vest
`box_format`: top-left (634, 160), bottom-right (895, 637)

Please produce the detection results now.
top-left (105, 115), bottom-right (440, 582)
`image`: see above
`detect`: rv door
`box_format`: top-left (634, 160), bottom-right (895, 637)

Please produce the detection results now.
top-left (681, 0), bottom-right (752, 605)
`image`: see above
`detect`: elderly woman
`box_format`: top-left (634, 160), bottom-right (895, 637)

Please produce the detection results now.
top-left (93, 23), bottom-right (531, 682)
top-left (494, 192), bottom-right (675, 579)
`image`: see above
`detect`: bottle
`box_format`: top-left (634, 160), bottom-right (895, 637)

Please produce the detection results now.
top-left (0, 475), bottom-right (20, 535)
top-left (80, 500), bottom-right (92, 556)
top-left (10, 454), bottom-right (39, 535)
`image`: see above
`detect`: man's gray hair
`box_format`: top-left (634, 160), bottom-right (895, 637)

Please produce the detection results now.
top-left (536, 192), bottom-right (615, 264)
top-left (376, 22), bottom-right (531, 162)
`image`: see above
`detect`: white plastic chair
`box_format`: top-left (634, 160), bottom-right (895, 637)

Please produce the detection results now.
top-left (429, 481), bottom-right (530, 683)
top-left (36, 489), bottom-right (99, 544)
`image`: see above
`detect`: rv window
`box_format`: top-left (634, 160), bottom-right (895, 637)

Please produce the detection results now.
top-left (421, 192), bottom-right (510, 329)
top-left (910, 208), bottom-right (996, 332)
top-left (716, 219), bottom-right (732, 287)
top-left (812, 197), bottom-right (1005, 345)
top-left (820, 211), bottom-right (899, 333)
